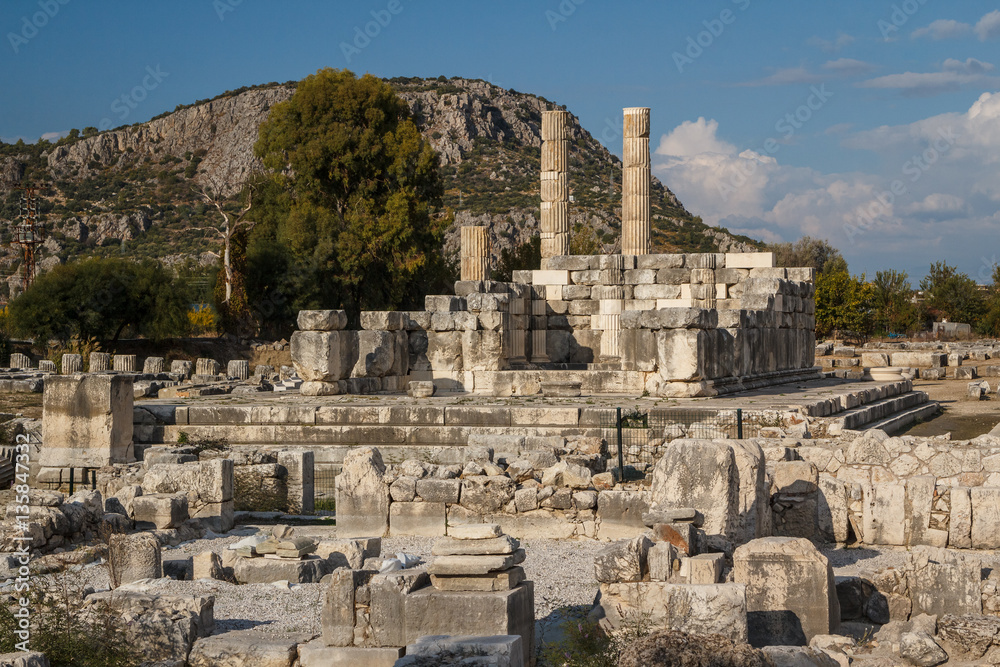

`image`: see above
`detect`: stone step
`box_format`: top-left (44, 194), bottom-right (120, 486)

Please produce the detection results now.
top-left (803, 380), bottom-right (914, 418)
top-left (829, 390), bottom-right (930, 431)
top-left (863, 401), bottom-right (940, 435)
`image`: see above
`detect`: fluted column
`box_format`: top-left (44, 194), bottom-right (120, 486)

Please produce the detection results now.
top-left (541, 110), bottom-right (570, 259)
top-left (460, 226), bottom-right (490, 281)
top-left (622, 107), bottom-right (651, 256)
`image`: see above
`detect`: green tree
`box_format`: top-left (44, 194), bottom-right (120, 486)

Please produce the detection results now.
top-left (250, 68), bottom-right (448, 328)
top-left (871, 269), bottom-right (918, 335)
top-left (919, 261), bottom-right (986, 328)
top-left (981, 265), bottom-right (1000, 337)
top-left (815, 268), bottom-right (875, 339)
top-left (769, 236), bottom-right (847, 275)
top-left (7, 258), bottom-right (190, 343)
top-left (492, 235), bottom-right (540, 282)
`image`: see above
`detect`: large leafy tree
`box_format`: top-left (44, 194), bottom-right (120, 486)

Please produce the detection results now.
top-left (871, 269), bottom-right (919, 335)
top-left (815, 268), bottom-right (875, 339)
top-left (769, 236), bottom-right (847, 276)
top-left (919, 261), bottom-right (986, 328)
top-left (249, 68), bottom-right (450, 330)
top-left (7, 258), bottom-right (190, 343)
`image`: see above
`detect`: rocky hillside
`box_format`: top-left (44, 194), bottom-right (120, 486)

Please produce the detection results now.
top-left (0, 76), bottom-right (760, 296)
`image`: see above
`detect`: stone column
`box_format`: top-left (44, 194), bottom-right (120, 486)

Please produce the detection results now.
top-left (89, 352), bottom-right (111, 372)
top-left (460, 226), bottom-right (490, 281)
top-left (9, 353), bottom-right (30, 369)
top-left (112, 354), bottom-right (137, 373)
top-left (227, 360), bottom-right (250, 380)
top-left (541, 110), bottom-right (570, 259)
top-left (622, 107), bottom-right (651, 256)
top-left (39, 360), bottom-right (56, 373)
top-left (598, 286), bottom-right (625, 361)
top-left (62, 354), bottom-right (82, 374)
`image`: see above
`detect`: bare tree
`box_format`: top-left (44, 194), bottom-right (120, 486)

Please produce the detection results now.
top-left (196, 174), bottom-right (257, 304)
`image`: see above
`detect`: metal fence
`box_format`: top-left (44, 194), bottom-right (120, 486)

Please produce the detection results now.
top-left (314, 467), bottom-right (337, 512)
top-left (600, 407), bottom-right (759, 474)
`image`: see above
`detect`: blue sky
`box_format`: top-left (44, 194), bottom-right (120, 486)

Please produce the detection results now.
top-left (2, 0), bottom-right (999, 283)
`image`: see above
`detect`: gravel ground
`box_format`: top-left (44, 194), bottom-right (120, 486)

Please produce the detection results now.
top-left (24, 525), bottom-right (605, 639)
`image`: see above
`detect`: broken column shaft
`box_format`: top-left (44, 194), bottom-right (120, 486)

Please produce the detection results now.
top-left (460, 226), bottom-right (490, 282)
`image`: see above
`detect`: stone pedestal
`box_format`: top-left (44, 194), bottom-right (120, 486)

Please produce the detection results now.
top-left (460, 226), bottom-right (490, 281)
top-left (622, 107), bottom-right (651, 256)
top-left (733, 537), bottom-right (840, 647)
top-left (61, 354), bottom-right (82, 374)
top-left (195, 358), bottom-right (220, 376)
top-left (335, 447), bottom-right (389, 537)
top-left (541, 110), bottom-right (570, 259)
top-left (278, 450), bottom-right (314, 514)
top-left (40, 374), bottom-right (134, 468)
top-left (38, 360), bottom-right (56, 373)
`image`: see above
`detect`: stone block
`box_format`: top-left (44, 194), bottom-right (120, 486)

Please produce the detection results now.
top-left (335, 448), bottom-right (389, 538)
top-left (234, 555), bottom-right (329, 584)
top-left (596, 490), bottom-right (649, 540)
top-left (726, 252), bottom-right (775, 269)
top-left (188, 630), bottom-right (308, 667)
top-left (415, 478), bottom-right (461, 504)
top-left (61, 353), bottom-right (83, 374)
top-left (682, 553), bottom-right (725, 584)
top-left (431, 567), bottom-right (526, 592)
top-left (390, 502), bottom-right (447, 537)
top-left (597, 582), bottom-right (748, 643)
top-left (361, 311), bottom-right (407, 331)
top-left (971, 487), bottom-right (1000, 549)
top-left (403, 584), bottom-right (534, 667)
top-left (733, 537), bottom-right (839, 647)
top-left (142, 356), bottom-right (165, 374)
top-left (650, 440), bottom-right (738, 543)
top-left (132, 493), bottom-right (189, 529)
top-left (299, 642), bottom-right (403, 667)
top-left (863, 483), bottom-right (906, 546)
top-left (41, 374), bottom-right (134, 468)
top-left (89, 352), bottom-right (111, 371)
top-left (298, 309), bottom-right (348, 331)
top-left (353, 330), bottom-right (396, 378)
top-left (291, 330), bottom-right (349, 382)
top-left (594, 535), bottom-right (651, 583)
top-left (192, 551), bottom-right (223, 580)
top-left (112, 354), bottom-right (137, 372)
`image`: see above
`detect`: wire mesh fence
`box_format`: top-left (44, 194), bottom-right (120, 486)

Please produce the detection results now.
top-left (314, 466), bottom-right (337, 513)
top-left (600, 407), bottom-right (760, 474)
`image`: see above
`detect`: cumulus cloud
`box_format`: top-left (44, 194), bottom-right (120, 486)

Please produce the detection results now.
top-left (655, 117), bottom-right (736, 158)
top-left (652, 93), bottom-right (1000, 276)
top-left (911, 19), bottom-right (971, 40)
top-left (40, 131), bottom-right (69, 141)
top-left (975, 10), bottom-right (1000, 40)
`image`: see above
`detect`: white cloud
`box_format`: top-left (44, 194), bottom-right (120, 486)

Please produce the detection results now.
top-left (655, 117), bottom-right (735, 158)
top-left (652, 94), bottom-right (1000, 276)
top-left (911, 19), bottom-right (971, 40)
top-left (40, 130), bottom-right (69, 142)
top-left (806, 32), bottom-right (855, 53)
top-left (822, 58), bottom-right (875, 76)
top-left (738, 66), bottom-right (823, 87)
top-left (858, 60), bottom-right (999, 96)
top-left (975, 9), bottom-right (1000, 40)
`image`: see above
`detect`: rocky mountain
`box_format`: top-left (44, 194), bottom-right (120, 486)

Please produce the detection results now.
top-left (0, 76), bottom-right (761, 296)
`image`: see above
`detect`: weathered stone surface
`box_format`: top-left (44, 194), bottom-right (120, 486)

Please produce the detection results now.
top-left (937, 614), bottom-right (1000, 661)
top-left (397, 634), bottom-right (524, 667)
top-left (431, 566), bottom-right (526, 592)
top-left (461, 476), bottom-right (515, 514)
top-left (41, 374), bottom-right (134, 468)
top-left (132, 493), bottom-right (188, 529)
top-left (108, 532), bottom-right (162, 586)
top-left (234, 555), bottom-right (329, 584)
top-left (907, 546), bottom-right (982, 617)
top-left (650, 439), bottom-right (739, 543)
top-left (429, 551), bottom-right (525, 576)
top-left (336, 447), bottom-right (389, 538)
top-left (733, 537), bottom-right (839, 647)
top-left (817, 474), bottom-right (848, 544)
top-left (539, 461), bottom-right (592, 489)
top-left (598, 582), bottom-right (749, 643)
top-left (142, 459), bottom-right (233, 532)
top-left (760, 646), bottom-right (840, 666)
top-left (448, 523), bottom-right (502, 540)
top-left (0, 652), bottom-right (49, 667)
top-left (192, 551), bottom-right (223, 580)
top-left (188, 630), bottom-right (308, 667)
top-left (594, 535), bottom-right (651, 583)
top-left (389, 502), bottom-right (446, 537)
top-left (290, 330), bottom-right (349, 382)
top-left (971, 487), bottom-right (1000, 549)
top-left (415, 478), bottom-right (461, 504)
top-left (950, 486), bottom-right (973, 548)
top-left (432, 535), bottom-right (519, 557)
top-left (899, 631), bottom-right (948, 667)
top-left (322, 569), bottom-right (373, 647)
top-left (298, 309), bottom-right (348, 331)
top-left (402, 584), bottom-right (535, 667)
top-left (298, 640), bottom-right (402, 667)
top-left (863, 482), bottom-right (906, 546)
